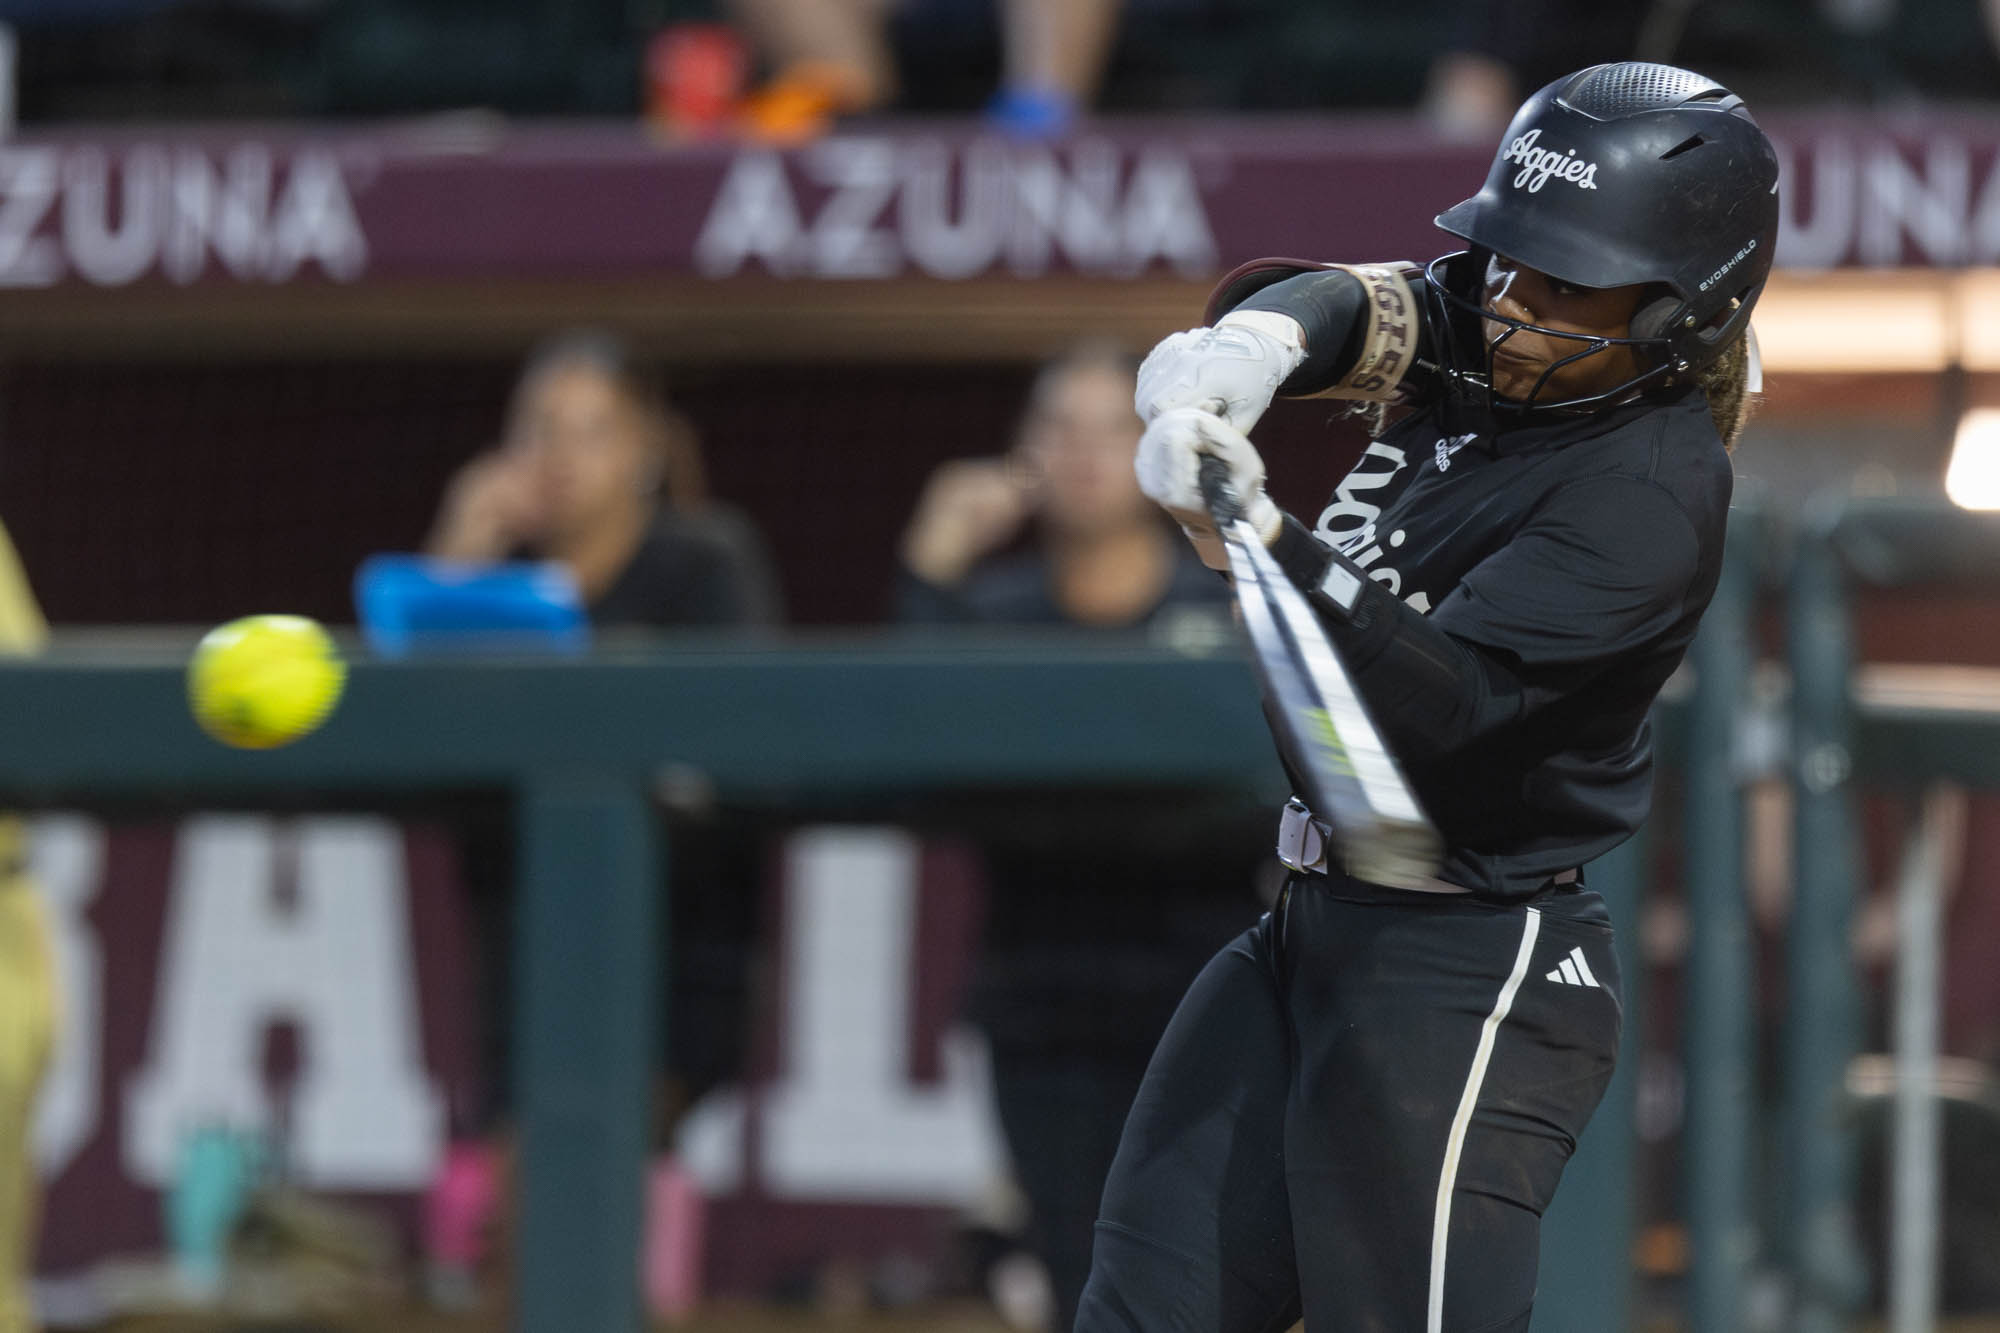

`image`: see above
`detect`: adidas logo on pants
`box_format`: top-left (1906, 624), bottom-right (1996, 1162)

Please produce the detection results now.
top-left (1544, 945), bottom-right (1601, 988)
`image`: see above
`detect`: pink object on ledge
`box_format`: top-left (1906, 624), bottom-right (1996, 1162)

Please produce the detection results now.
top-left (643, 1154), bottom-right (706, 1323)
top-left (424, 1140), bottom-right (500, 1269)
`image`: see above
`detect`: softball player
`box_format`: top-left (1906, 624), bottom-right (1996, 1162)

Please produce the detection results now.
top-left (1078, 62), bottom-right (1778, 1331)
top-left (0, 520), bottom-right (52, 1333)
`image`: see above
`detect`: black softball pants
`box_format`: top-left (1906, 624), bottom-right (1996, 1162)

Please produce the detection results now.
top-left (1074, 873), bottom-right (1622, 1333)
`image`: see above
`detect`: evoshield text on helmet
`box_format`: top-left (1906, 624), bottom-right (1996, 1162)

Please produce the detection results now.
top-left (1428, 61), bottom-right (1782, 422)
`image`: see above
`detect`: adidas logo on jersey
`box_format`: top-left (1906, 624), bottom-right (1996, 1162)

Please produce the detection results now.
top-left (1544, 946), bottom-right (1601, 989)
top-left (1435, 434), bottom-right (1476, 472)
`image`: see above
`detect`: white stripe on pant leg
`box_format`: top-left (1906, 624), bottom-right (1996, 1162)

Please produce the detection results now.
top-left (1427, 907), bottom-right (1542, 1333)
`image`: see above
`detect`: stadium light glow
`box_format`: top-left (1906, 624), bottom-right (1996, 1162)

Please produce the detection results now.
top-left (1945, 408), bottom-right (2000, 510)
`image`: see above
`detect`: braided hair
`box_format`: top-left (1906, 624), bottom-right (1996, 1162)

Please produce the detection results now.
top-left (1697, 333), bottom-right (1756, 452)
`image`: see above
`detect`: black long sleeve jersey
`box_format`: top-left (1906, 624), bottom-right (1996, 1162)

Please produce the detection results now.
top-left (1229, 267), bottom-right (1733, 899)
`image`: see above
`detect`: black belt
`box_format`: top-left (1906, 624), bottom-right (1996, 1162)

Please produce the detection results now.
top-left (1275, 799), bottom-right (1579, 894)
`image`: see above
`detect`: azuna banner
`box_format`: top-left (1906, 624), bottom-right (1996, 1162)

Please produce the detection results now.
top-left (2, 113), bottom-right (1998, 289)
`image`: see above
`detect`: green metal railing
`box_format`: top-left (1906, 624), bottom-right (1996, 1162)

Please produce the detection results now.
top-left (1682, 508), bottom-right (1770, 1333)
top-left (0, 612), bottom-right (1715, 1333)
top-left (0, 635), bottom-right (1280, 1333)
top-left (1783, 495), bottom-right (2000, 1333)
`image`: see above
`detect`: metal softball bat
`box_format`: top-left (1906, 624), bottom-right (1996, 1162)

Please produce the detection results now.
top-left (1197, 452), bottom-right (1442, 889)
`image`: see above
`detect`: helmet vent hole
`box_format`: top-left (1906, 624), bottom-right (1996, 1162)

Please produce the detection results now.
top-left (1660, 134), bottom-right (1707, 160)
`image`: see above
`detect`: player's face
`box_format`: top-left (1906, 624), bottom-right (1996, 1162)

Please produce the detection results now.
top-left (506, 364), bottom-right (656, 539)
top-left (1015, 363), bottom-right (1149, 537)
top-left (1480, 255), bottom-right (1650, 404)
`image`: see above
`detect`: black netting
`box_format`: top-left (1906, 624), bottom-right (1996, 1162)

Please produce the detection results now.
top-left (0, 355), bottom-right (1370, 628)
top-left (1560, 62), bottom-right (1723, 119)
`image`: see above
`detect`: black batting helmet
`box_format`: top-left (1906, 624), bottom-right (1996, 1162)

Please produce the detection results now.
top-left (1428, 62), bottom-right (1781, 416)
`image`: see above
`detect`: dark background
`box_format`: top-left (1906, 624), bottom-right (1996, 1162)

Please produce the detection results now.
top-left (0, 357), bottom-right (1372, 626)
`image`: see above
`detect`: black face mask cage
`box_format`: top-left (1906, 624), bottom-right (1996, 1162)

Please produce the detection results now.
top-left (1421, 252), bottom-right (1681, 433)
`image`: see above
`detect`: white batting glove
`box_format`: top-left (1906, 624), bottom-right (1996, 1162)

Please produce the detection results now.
top-left (1135, 407), bottom-right (1282, 571)
top-left (1134, 310), bottom-right (1308, 432)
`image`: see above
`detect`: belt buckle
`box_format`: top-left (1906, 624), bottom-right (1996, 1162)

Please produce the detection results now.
top-left (1276, 799), bottom-right (1328, 874)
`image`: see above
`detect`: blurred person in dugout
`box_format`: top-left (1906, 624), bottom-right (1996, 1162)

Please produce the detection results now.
top-left (421, 332), bottom-right (777, 1249)
top-left (899, 339), bottom-right (1226, 626)
top-left (0, 522), bottom-right (53, 1333)
top-left (425, 329), bottom-right (781, 629)
top-left (898, 342), bottom-right (1262, 1331)
top-left (729, 0), bottom-right (1123, 141)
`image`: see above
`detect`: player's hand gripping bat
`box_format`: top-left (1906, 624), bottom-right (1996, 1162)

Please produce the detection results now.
top-left (1197, 454), bottom-right (1443, 890)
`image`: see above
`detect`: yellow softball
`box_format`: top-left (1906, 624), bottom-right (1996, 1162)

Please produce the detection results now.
top-left (187, 615), bottom-right (346, 750)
